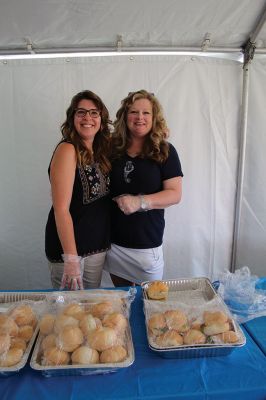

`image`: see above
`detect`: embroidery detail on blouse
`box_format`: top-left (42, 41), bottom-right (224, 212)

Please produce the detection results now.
top-left (124, 160), bottom-right (134, 183)
top-left (79, 163), bottom-right (110, 205)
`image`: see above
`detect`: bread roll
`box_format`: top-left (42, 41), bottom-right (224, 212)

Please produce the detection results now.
top-left (91, 302), bottom-right (113, 319)
top-left (9, 304), bottom-right (35, 326)
top-left (41, 333), bottom-right (57, 351)
top-left (0, 315), bottom-right (18, 337)
top-left (164, 310), bottom-right (188, 332)
top-left (54, 314), bottom-right (79, 333)
top-left (79, 314), bottom-right (98, 335)
top-left (63, 303), bottom-right (85, 321)
top-left (102, 313), bottom-right (127, 333)
top-left (217, 330), bottom-right (239, 343)
top-left (148, 313), bottom-right (167, 336)
top-left (71, 346), bottom-right (99, 365)
top-left (0, 333), bottom-right (11, 355)
top-left (155, 330), bottom-right (183, 347)
top-left (203, 311), bottom-right (228, 326)
top-left (0, 348), bottom-right (23, 367)
top-left (203, 322), bottom-right (230, 336)
top-left (39, 314), bottom-right (55, 335)
top-left (18, 325), bottom-right (34, 342)
top-left (56, 326), bottom-right (83, 352)
top-left (183, 329), bottom-right (206, 345)
top-left (147, 281), bottom-right (169, 300)
top-left (10, 337), bottom-right (27, 352)
top-left (43, 346), bottom-right (70, 366)
top-left (100, 345), bottom-right (127, 363)
top-left (86, 327), bottom-right (117, 352)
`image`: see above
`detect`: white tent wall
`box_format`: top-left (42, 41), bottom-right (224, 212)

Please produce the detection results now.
top-left (0, 55), bottom-right (242, 290)
top-left (235, 57), bottom-right (266, 277)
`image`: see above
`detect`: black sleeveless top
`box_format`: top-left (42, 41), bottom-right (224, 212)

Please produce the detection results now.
top-left (45, 145), bottom-right (110, 262)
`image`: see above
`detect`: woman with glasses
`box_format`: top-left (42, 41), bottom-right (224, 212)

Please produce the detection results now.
top-left (45, 90), bottom-right (112, 290)
top-left (104, 90), bottom-right (183, 287)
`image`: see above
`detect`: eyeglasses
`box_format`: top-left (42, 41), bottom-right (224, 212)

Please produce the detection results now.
top-left (74, 108), bottom-right (101, 118)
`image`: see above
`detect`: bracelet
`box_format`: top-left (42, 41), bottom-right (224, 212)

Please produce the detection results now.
top-left (138, 194), bottom-right (150, 212)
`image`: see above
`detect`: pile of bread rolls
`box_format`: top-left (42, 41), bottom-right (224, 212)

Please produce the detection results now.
top-left (0, 304), bottom-right (37, 367)
top-left (147, 309), bottom-right (239, 348)
top-left (38, 300), bottom-right (129, 367)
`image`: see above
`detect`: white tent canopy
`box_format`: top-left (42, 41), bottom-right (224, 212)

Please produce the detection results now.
top-left (0, 0), bottom-right (266, 54)
top-left (0, 0), bottom-right (266, 290)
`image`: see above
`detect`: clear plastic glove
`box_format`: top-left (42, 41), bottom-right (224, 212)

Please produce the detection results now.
top-left (113, 194), bottom-right (141, 215)
top-left (60, 254), bottom-right (84, 291)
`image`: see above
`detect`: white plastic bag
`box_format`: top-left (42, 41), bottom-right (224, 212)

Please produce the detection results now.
top-left (217, 266), bottom-right (266, 323)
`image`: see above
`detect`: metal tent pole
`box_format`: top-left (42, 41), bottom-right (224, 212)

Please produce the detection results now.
top-left (230, 63), bottom-right (250, 272)
top-left (230, 3), bottom-right (266, 271)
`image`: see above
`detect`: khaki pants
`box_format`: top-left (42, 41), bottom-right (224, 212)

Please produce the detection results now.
top-left (49, 251), bottom-right (107, 290)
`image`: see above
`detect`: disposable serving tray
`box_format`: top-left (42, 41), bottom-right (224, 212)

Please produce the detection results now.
top-left (141, 277), bottom-right (246, 358)
top-left (30, 289), bottom-right (136, 377)
top-left (0, 292), bottom-right (47, 377)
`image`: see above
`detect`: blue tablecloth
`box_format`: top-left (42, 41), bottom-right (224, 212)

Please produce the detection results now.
top-left (244, 316), bottom-right (266, 356)
top-left (1, 287), bottom-right (266, 400)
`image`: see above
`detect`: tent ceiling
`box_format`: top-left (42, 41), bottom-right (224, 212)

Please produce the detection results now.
top-left (1, 0), bottom-right (266, 55)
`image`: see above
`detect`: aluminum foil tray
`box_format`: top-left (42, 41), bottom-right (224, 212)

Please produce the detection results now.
top-left (0, 292), bottom-right (47, 377)
top-left (141, 277), bottom-right (246, 359)
top-left (30, 289), bottom-right (136, 377)
top-left (30, 327), bottom-right (134, 377)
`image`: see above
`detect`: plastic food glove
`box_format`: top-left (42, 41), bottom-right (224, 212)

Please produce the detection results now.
top-left (60, 254), bottom-right (84, 290)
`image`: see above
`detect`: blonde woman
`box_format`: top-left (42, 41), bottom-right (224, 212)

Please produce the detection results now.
top-left (105, 90), bottom-right (183, 286)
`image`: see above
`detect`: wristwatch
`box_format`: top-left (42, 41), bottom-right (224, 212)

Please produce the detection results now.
top-left (139, 194), bottom-right (150, 211)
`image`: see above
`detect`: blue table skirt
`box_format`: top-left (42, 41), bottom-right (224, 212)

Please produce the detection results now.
top-left (1, 287), bottom-right (266, 400)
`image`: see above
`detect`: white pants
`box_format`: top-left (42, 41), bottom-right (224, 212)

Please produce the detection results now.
top-left (104, 244), bottom-right (164, 285)
top-left (49, 251), bottom-right (107, 290)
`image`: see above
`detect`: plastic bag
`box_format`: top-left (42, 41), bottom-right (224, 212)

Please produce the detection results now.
top-left (217, 266), bottom-right (266, 323)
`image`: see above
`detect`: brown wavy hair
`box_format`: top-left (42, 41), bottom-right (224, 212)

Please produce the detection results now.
top-left (112, 90), bottom-right (169, 162)
top-left (60, 90), bottom-right (112, 174)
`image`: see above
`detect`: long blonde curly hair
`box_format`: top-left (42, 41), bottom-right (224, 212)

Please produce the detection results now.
top-left (111, 90), bottom-right (169, 163)
top-left (61, 90), bottom-right (112, 174)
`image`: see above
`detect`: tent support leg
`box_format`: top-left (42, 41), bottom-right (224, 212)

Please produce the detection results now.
top-left (230, 64), bottom-right (250, 272)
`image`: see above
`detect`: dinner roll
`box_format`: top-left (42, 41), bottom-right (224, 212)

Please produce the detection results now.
top-left (56, 326), bottom-right (84, 352)
top-left (164, 310), bottom-right (188, 332)
top-left (41, 333), bottom-right (57, 351)
top-left (54, 314), bottom-right (79, 333)
top-left (147, 281), bottom-right (169, 300)
top-left (79, 314), bottom-right (98, 335)
top-left (0, 348), bottom-right (23, 367)
top-left (18, 325), bottom-right (34, 342)
top-left (183, 329), bottom-right (206, 345)
top-left (39, 314), bottom-right (55, 335)
top-left (0, 333), bottom-right (11, 355)
top-left (203, 311), bottom-right (228, 326)
top-left (86, 327), bottom-right (117, 352)
top-left (43, 346), bottom-right (70, 366)
top-left (155, 330), bottom-right (183, 347)
top-left (148, 313), bottom-right (167, 336)
top-left (63, 303), bottom-right (85, 321)
top-left (0, 315), bottom-right (18, 337)
top-left (217, 330), bottom-right (239, 343)
top-left (10, 337), bottom-right (27, 352)
top-left (91, 302), bottom-right (113, 319)
top-left (203, 322), bottom-right (230, 336)
top-left (71, 346), bottom-right (99, 365)
top-left (10, 304), bottom-right (35, 326)
top-left (102, 313), bottom-right (127, 333)
top-left (100, 345), bottom-right (127, 363)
